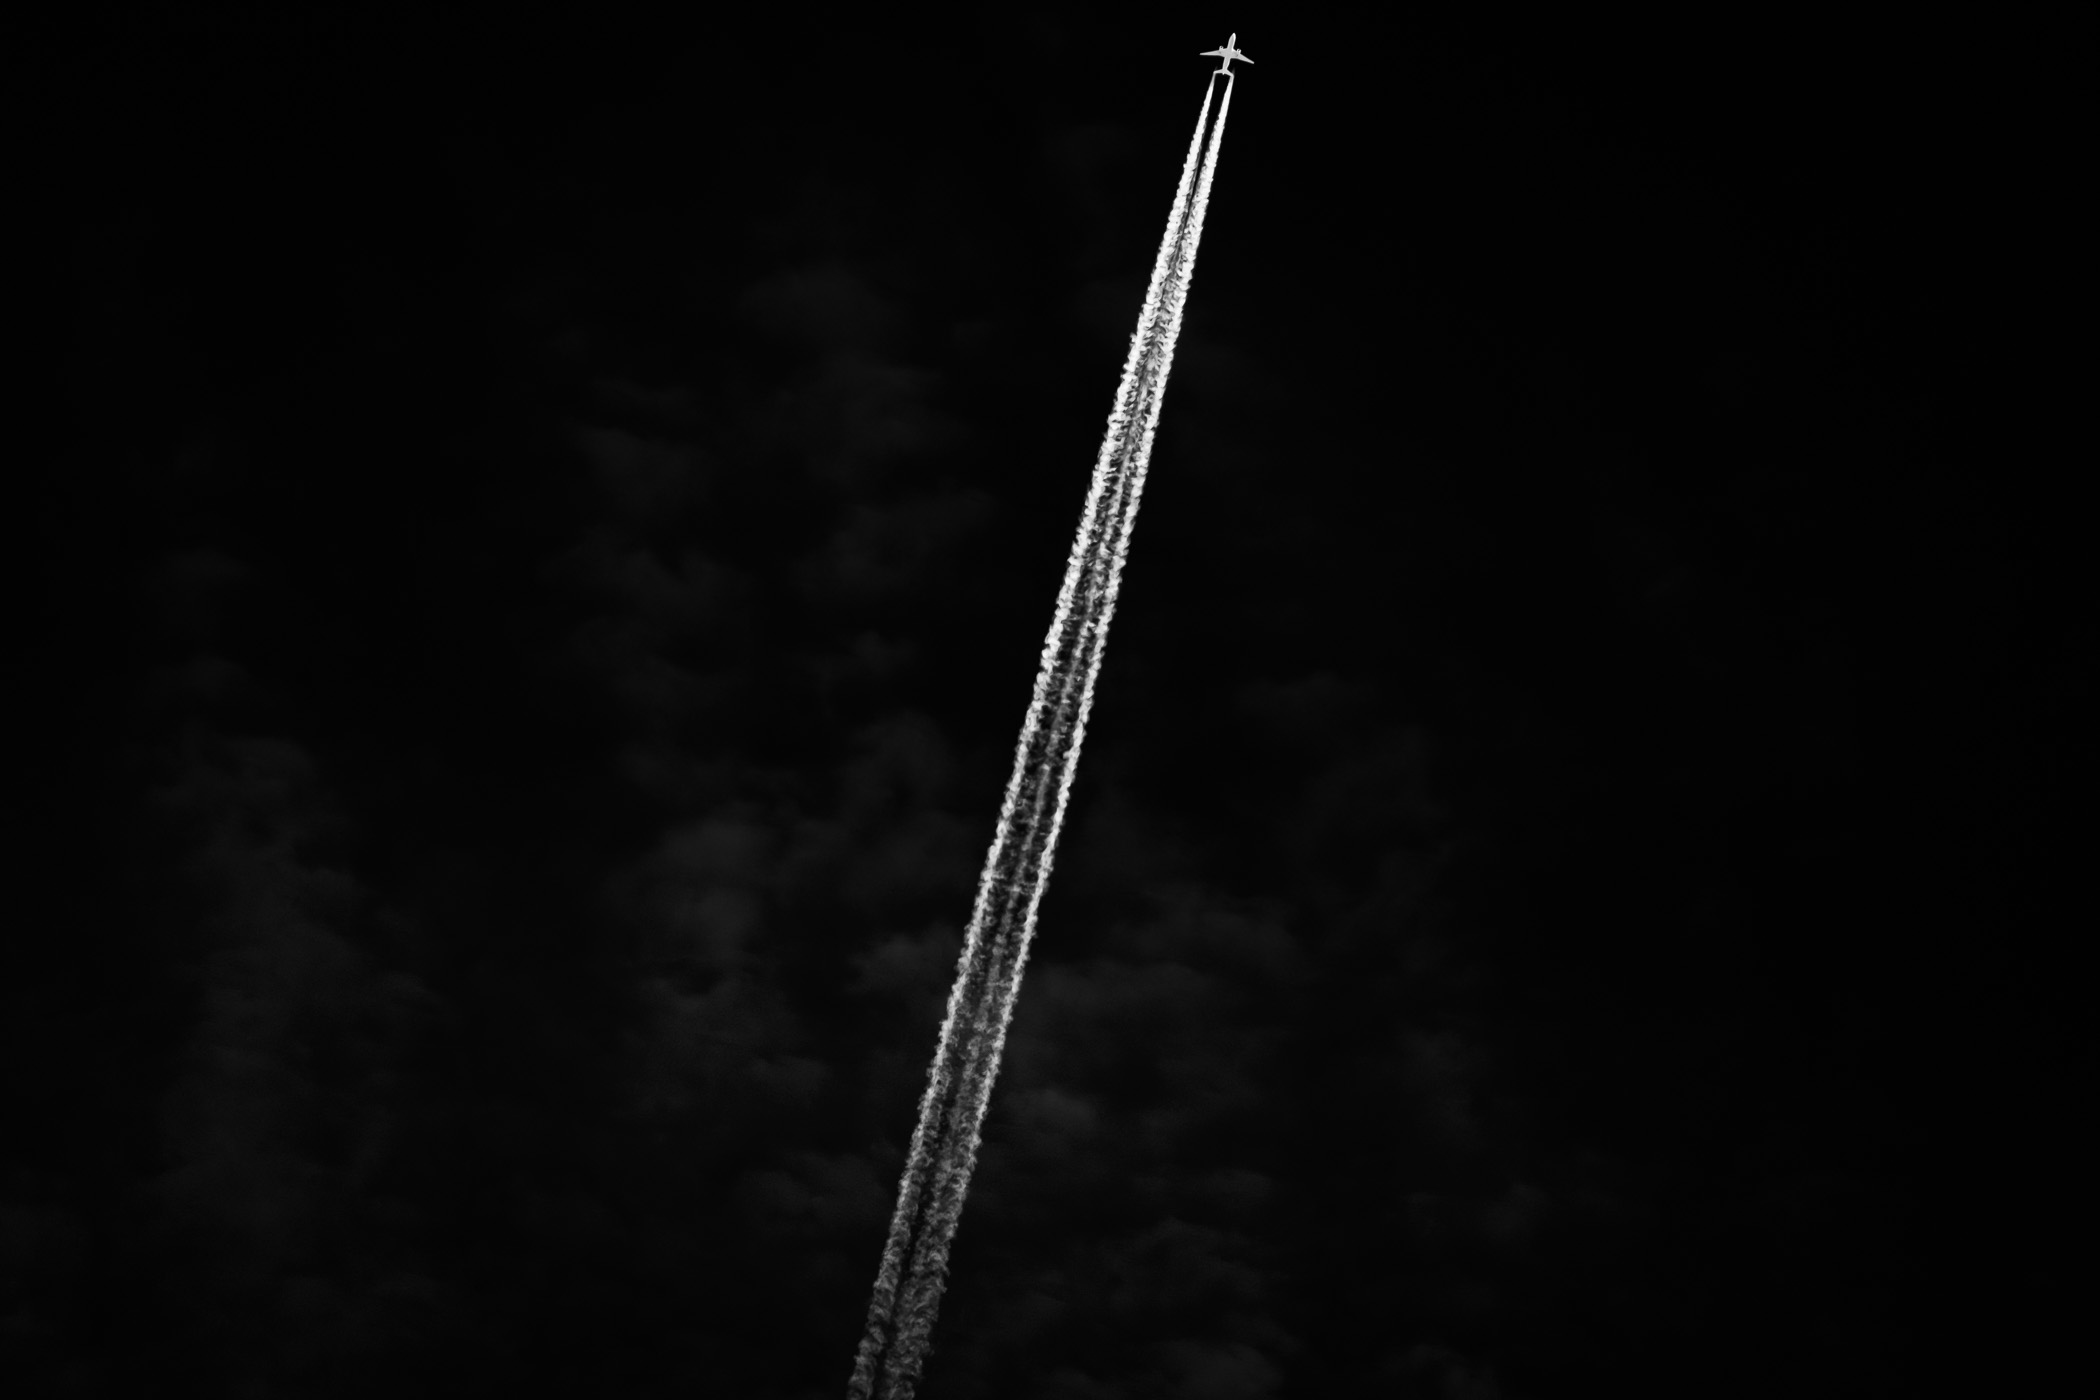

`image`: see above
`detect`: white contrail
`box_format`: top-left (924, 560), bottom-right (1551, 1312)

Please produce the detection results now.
top-left (847, 71), bottom-right (1238, 1400)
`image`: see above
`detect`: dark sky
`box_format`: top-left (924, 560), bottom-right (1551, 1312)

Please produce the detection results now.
top-left (13, 6), bottom-right (2085, 1398)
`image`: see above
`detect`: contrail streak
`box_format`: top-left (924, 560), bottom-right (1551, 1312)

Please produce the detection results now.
top-left (847, 71), bottom-right (1238, 1400)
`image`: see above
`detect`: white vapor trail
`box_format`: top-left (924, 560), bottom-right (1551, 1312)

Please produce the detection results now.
top-left (847, 72), bottom-right (1239, 1400)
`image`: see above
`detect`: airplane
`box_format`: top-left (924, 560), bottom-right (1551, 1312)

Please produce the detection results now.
top-left (1199, 33), bottom-right (1253, 75)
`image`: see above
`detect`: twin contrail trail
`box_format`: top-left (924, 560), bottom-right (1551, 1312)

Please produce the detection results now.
top-left (846, 60), bottom-right (1241, 1400)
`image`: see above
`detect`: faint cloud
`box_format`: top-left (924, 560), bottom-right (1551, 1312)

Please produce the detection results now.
top-left (760, 711), bottom-right (978, 911)
top-left (797, 489), bottom-right (995, 603)
top-left (1588, 503), bottom-right (1692, 631)
top-left (1478, 1179), bottom-right (1550, 1247)
top-left (1006, 1084), bottom-right (1104, 1154)
top-left (582, 636), bottom-right (724, 728)
top-left (146, 725), bottom-right (434, 1336)
top-left (1156, 1336), bottom-right (1282, 1400)
top-left (745, 1052), bottom-right (830, 1109)
top-left (1402, 1027), bottom-right (1486, 1157)
top-left (1030, 1366), bottom-right (1123, 1400)
top-left (839, 810), bottom-right (977, 909)
top-left (1379, 1343), bottom-right (1504, 1399)
top-left (1277, 722), bottom-right (1448, 875)
top-left (587, 375), bottom-right (703, 432)
top-left (145, 652), bottom-right (256, 712)
top-left (772, 353), bottom-right (965, 485)
top-left (1108, 1217), bottom-right (1267, 1317)
top-left (847, 921), bottom-right (961, 1003)
top-left (738, 262), bottom-right (967, 485)
top-left (1064, 781), bottom-right (1202, 893)
top-left (802, 628), bottom-right (920, 698)
top-left (150, 548), bottom-right (252, 643)
top-left (559, 526), bottom-right (742, 636)
top-left (1234, 671), bottom-right (1366, 749)
top-left (1164, 334), bottom-right (1263, 406)
top-left (733, 1150), bottom-right (889, 1240)
top-left (1044, 125), bottom-right (1139, 274)
top-left (624, 972), bottom-right (803, 1120)
top-left (741, 261), bottom-right (900, 353)
top-left (612, 811), bottom-right (777, 971)
top-left (840, 708), bottom-right (961, 813)
top-left (1124, 883), bottom-right (1303, 985)
top-left (1073, 273), bottom-right (1147, 345)
top-left (569, 423), bottom-right (711, 525)
top-left (1192, 1167), bottom-right (1273, 1216)
top-left (659, 811), bottom-right (776, 882)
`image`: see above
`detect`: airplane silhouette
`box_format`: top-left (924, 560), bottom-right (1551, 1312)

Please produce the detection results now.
top-left (1199, 33), bottom-right (1253, 76)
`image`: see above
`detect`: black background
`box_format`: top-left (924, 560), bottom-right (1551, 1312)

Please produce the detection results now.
top-left (12, 5), bottom-right (2085, 1397)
